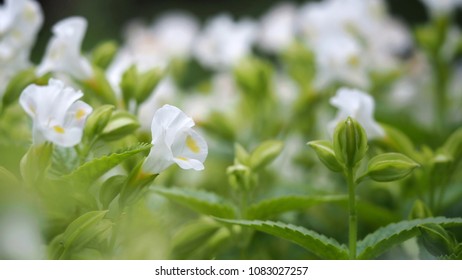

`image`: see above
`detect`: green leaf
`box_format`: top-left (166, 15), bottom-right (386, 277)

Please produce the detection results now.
top-left (441, 127), bottom-right (462, 164)
top-left (100, 110), bottom-right (140, 142)
top-left (49, 210), bottom-right (111, 259)
top-left (99, 175), bottom-right (126, 209)
top-left (153, 187), bottom-right (237, 219)
top-left (61, 143), bottom-right (151, 187)
top-left (245, 195), bottom-right (348, 220)
top-left (217, 219), bottom-right (349, 259)
top-left (379, 124), bottom-right (419, 161)
top-left (357, 217), bottom-right (462, 259)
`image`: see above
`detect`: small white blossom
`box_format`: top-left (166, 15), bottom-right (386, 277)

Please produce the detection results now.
top-left (20, 79), bottom-right (93, 147)
top-left (0, 0), bottom-right (43, 97)
top-left (37, 17), bottom-right (93, 80)
top-left (193, 14), bottom-right (256, 70)
top-left (106, 12), bottom-right (198, 95)
top-left (258, 3), bottom-right (296, 53)
top-left (420, 0), bottom-right (462, 16)
top-left (328, 88), bottom-right (384, 139)
top-left (142, 104), bottom-right (208, 174)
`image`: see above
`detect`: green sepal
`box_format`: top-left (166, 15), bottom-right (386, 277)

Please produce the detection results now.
top-left (365, 152), bottom-right (419, 182)
top-left (91, 40), bottom-right (118, 70)
top-left (249, 140), bottom-right (283, 171)
top-left (100, 110), bottom-right (140, 142)
top-left (308, 140), bottom-right (343, 172)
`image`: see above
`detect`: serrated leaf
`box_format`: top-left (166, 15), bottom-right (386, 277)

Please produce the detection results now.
top-left (153, 187), bottom-right (237, 219)
top-left (246, 195), bottom-right (347, 220)
top-left (217, 219), bottom-right (349, 259)
top-left (61, 143), bottom-right (151, 187)
top-left (357, 217), bottom-right (462, 259)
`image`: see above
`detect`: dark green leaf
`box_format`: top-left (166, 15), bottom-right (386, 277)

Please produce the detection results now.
top-left (153, 187), bottom-right (237, 219)
top-left (61, 143), bottom-right (151, 187)
top-left (246, 195), bottom-right (347, 220)
top-left (217, 219), bottom-right (349, 259)
top-left (357, 217), bottom-right (462, 259)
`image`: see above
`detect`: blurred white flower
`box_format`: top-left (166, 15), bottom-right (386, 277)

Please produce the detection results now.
top-left (296, 0), bottom-right (411, 88)
top-left (328, 88), bottom-right (384, 139)
top-left (137, 78), bottom-right (178, 130)
top-left (20, 78), bottom-right (93, 147)
top-left (193, 14), bottom-right (257, 70)
top-left (0, 0), bottom-right (43, 97)
top-left (0, 208), bottom-right (44, 259)
top-left (37, 17), bottom-right (93, 80)
top-left (106, 12), bottom-right (198, 94)
top-left (257, 2), bottom-right (296, 53)
top-left (420, 0), bottom-right (462, 16)
top-left (313, 34), bottom-right (369, 89)
top-left (142, 104), bottom-right (208, 174)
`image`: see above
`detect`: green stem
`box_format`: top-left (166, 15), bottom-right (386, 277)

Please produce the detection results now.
top-left (346, 168), bottom-right (357, 260)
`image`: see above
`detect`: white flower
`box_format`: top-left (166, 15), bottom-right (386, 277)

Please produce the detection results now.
top-left (258, 2), bottom-right (296, 53)
top-left (420, 0), bottom-right (462, 16)
top-left (106, 12), bottom-right (198, 95)
top-left (328, 88), bottom-right (384, 139)
top-left (193, 14), bottom-right (256, 70)
top-left (142, 104), bottom-right (208, 174)
top-left (0, 0), bottom-right (43, 97)
top-left (19, 78), bottom-right (93, 147)
top-left (37, 17), bottom-right (92, 80)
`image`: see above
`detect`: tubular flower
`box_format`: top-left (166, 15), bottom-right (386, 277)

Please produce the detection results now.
top-left (328, 88), bottom-right (384, 139)
top-left (37, 16), bottom-right (92, 80)
top-left (19, 79), bottom-right (93, 147)
top-left (142, 104), bottom-right (208, 174)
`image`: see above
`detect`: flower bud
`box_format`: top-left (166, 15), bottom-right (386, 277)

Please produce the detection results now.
top-left (83, 105), bottom-right (115, 140)
top-left (91, 40), bottom-right (118, 70)
top-left (308, 140), bottom-right (343, 172)
top-left (333, 117), bottom-right (368, 169)
top-left (409, 199), bottom-right (433, 220)
top-left (419, 224), bottom-right (456, 257)
top-left (100, 110), bottom-right (140, 141)
top-left (366, 152), bottom-right (419, 182)
top-left (249, 140), bottom-right (283, 171)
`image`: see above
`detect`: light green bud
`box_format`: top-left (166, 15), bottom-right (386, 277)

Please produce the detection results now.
top-left (83, 105), bottom-right (115, 140)
top-left (135, 68), bottom-right (163, 104)
top-left (333, 117), bottom-right (368, 169)
top-left (249, 140), bottom-right (284, 171)
top-left (100, 110), bottom-right (140, 141)
top-left (91, 40), bottom-right (118, 70)
top-left (366, 152), bottom-right (419, 182)
top-left (308, 140), bottom-right (343, 172)
top-left (409, 199), bottom-right (433, 220)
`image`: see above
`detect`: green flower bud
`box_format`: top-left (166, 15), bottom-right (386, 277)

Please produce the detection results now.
top-left (81, 67), bottom-right (118, 105)
top-left (409, 199), bottom-right (433, 220)
top-left (120, 65), bottom-right (137, 107)
top-left (308, 140), bottom-right (343, 172)
top-left (83, 105), bottom-right (115, 140)
top-left (100, 110), bottom-right (140, 141)
top-left (2, 68), bottom-right (36, 109)
top-left (91, 40), bottom-right (118, 70)
top-left (249, 140), bottom-right (283, 171)
top-left (333, 117), bottom-right (368, 169)
top-left (20, 143), bottom-right (53, 187)
top-left (366, 153), bottom-right (419, 182)
top-left (227, 164), bottom-right (255, 191)
top-left (135, 68), bottom-right (163, 104)
top-left (419, 224), bottom-right (456, 257)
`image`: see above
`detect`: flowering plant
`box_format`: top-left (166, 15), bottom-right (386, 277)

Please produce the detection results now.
top-left (1, 0), bottom-right (462, 260)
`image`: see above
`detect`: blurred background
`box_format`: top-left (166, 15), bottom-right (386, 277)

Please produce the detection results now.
top-left (31, 0), bottom-right (434, 60)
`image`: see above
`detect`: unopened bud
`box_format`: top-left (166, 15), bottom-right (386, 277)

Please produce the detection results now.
top-left (333, 117), bottom-right (368, 169)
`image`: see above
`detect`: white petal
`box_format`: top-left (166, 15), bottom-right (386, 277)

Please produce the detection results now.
top-left (173, 157), bottom-right (204, 171)
top-left (42, 125), bottom-right (82, 147)
top-left (142, 130), bottom-right (174, 174)
top-left (171, 129), bottom-right (208, 163)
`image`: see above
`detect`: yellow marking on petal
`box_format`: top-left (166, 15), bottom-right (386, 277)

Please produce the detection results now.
top-left (53, 125), bottom-right (65, 134)
top-left (177, 156), bottom-right (188, 161)
top-left (186, 135), bottom-right (200, 153)
top-left (75, 109), bottom-right (86, 120)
